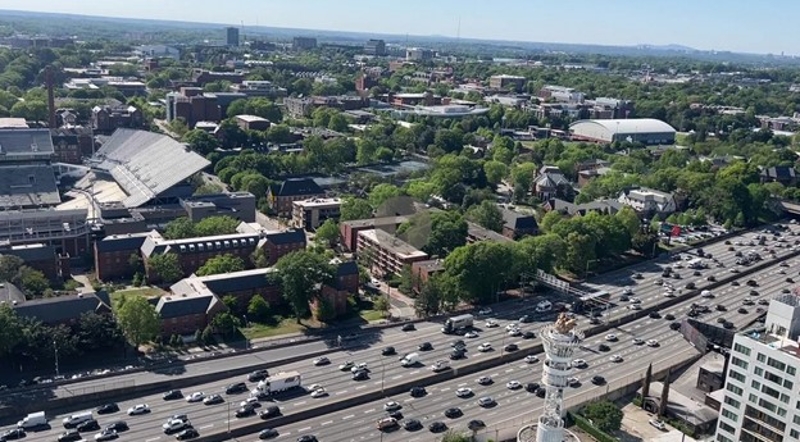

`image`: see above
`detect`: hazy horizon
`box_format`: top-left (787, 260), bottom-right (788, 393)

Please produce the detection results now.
top-left (0, 0), bottom-right (797, 56)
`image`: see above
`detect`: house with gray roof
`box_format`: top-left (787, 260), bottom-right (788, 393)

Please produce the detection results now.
top-left (267, 178), bottom-right (325, 216)
top-left (533, 165), bottom-right (572, 201)
top-left (501, 208), bottom-right (538, 240)
top-left (10, 291), bottom-right (111, 325)
top-left (544, 198), bottom-right (624, 217)
top-left (156, 285), bottom-right (225, 337)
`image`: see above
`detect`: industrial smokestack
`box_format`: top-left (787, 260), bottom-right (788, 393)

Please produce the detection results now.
top-left (45, 65), bottom-right (56, 128)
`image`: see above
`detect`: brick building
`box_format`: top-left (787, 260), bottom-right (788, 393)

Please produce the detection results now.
top-left (268, 178), bottom-right (325, 217)
top-left (94, 231), bottom-right (159, 282)
top-left (292, 197), bottom-right (341, 231)
top-left (91, 105), bottom-right (144, 134)
top-left (191, 70), bottom-right (245, 86)
top-left (12, 292), bottom-right (112, 325)
top-left (356, 228), bottom-right (429, 278)
top-left (1, 243), bottom-right (61, 281)
top-left (155, 287), bottom-right (226, 337)
top-left (489, 74), bottom-right (526, 92)
top-left (51, 127), bottom-right (95, 163)
top-left (314, 259), bottom-right (359, 318)
top-left (410, 259), bottom-right (445, 294)
top-left (284, 96), bottom-right (371, 119)
top-left (339, 216), bottom-right (407, 252)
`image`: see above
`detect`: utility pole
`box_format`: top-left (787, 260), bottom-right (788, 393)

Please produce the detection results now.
top-left (53, 340), bottom-right (59, 377)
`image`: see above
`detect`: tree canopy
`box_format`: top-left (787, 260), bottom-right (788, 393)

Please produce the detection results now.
top-left (273, 250), bottom-right (336, 321)
top-left (116, 296), bottom-right (161, 347)
top-left (195, 254), bottom-right (246, 276)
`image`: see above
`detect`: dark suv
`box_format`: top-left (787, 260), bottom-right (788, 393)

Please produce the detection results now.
top-left (226, 382), bottom-right (248, 394)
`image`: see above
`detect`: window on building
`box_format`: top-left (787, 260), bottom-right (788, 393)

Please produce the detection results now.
top-left (754, 367), bottom-right (763, 376)
top-left (721, 408), bottom-right (738, 422)
top-left (764, 371), bottom-right (784, 386)
top-left (719, 421), bottom-right (735, 434)
top-left (784, 379), bottom-right (793, 390)
top-left (792, 429), bottom-right (800, 439)
top-left (757, 353), bottom-right (766, 363)
top-left (731, 356), bottom-right (749, 369)
top-left (730, 370), bottom-right (746, 383)
top-left (734, 343), bottom-right (752, 356)
top-left (761, 384), bottom-right (780, 399)
top-left (724, 396), bottom-right (741, 409)
top-left (751, 380), bottom-right (761, 390)
top-left (767, 357), bottom-right (787, 372)
top-left (727, 384), bottom-right (743, 396)
top-left (758, 398), bottom-right (777, 412)
top-left (717, 435), bottom-right (733, 442)
top-left (788, 366), bottom-right (796, 376)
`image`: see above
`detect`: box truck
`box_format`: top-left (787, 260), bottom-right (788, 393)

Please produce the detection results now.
top-left (441, 314), bottom-right (473, 334)
top-left (254, 371), bottom-right (302, 394)
top-left (17, 411), bottom-right (47, 429)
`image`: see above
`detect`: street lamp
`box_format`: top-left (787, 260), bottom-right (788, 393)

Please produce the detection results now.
top-left (53, 340), bottom-right (59, 377)
top-left (242, 315), bottom-right (249, 349)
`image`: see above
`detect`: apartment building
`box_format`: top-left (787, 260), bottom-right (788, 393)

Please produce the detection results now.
top-left (91, 105), bottom-right (144, 134)
top-left (292, 197), bottom-right (341, 231)
top-left (284, 96), bottom-right (370, 119)
top-left (356, 228), bottom-right (428, 277)
top-left (364, 39), bottom-right (387, 56)
top-left (268, 178), bottom-right (325, 217)
top-left (618, 187), bottom-right (677, 215)
top-left (715, 294), bottom-right (800, 442)
top-left (339, 216), bottom-right (406, 252)
top-left (538, 85), bottom-right (585, 103)
top-left (489, 74), bottom-right (526, 91)
top-left (94, 231), bottom-right (160, 281)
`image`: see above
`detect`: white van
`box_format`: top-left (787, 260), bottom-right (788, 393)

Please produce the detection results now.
top-left (62, 411), bottom-right (93, 428)
top-left (400, 352), bottom-right (419, 367)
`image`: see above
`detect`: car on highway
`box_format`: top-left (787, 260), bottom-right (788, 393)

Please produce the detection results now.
top-left (477, 342), bottom-right (493, 352)
top-left (176, 428), bottom-right (199, 440)
top-left (665, 313), bottom-right (676, 320)
top-left (312, 356), bottom-right (330, 366)
top-left (685, 281), bottom-right (696, 289)
top-left (477, 307), bottom-right (493, 315)
top-left (259, 405), bottom-right (281, 419)
top-left (126, 404), bottom-right (149, 415)
top-left (484, 319), bottom-right (498, 328)
top-left (591, 375), bottom-right (606, 385)
top-left (1, 428), bottom-right (26, 441)
top-left (504, 343), bottom-right (519, 352)
top-left (649, 419), bottom-right (667, 430)
top-left (383, 401), bottom-right (402, 412)
top-left (525, 355), bottom-right (540, 364)
top-left (418, 341), bottom-right (433, 351)
top-left (525, 382), bottom-right (540, 393)
top-left (523, 330), bottom-right (536, 339)
top-left (225, 382), bottom-right (248, 394)
top-left (610, 354), bottom-right (624, 363)
top-left (468, 419), bottom-right (487, 431)
top-left (239, 397), bottom-right (261, 408)
top-left (451, 339), bottom-right (466, 348)
top-left (450, 349), bottom-right (466, 360)
top-left (464, 331), bottom-right (479, 338)
top-left (350, 362), bottom-right (368, 373)
top-left (649, 311), bottom-right (661, 319)
top-left (93, 429), bottom-right (118, 441)
top-left (104, 422), bottom-right (128, 433)
top-left (604, 333), bottom-right (618, 342)
top-left (632, 338), bottom-right (644, 345)
top-left (477, 396), bottom-right (495, 407)
top-left (429, 421), bottom-right (447, 433)
top-left (58, 429), bottom-right (82, 442)
top-left (477, 375), bottom-right (493, 385)
top-left (739, 307), bottom-right (749, 314)
top-left (351, 370), bottom-right (369, 381)
top-left (96, 403), bottom-right (119, 415)
top-left (203, 394), bottom-right (223, 405)
top-left (186, 392), bottom-right (205, 403)
top-left (456, 387), bottom-right (473, 398)
top-left (507, 328), bottom-right (521, 337)
top-left (505, 323), bottom-right (518, 331)
top-left (598, 343), bottom-right (611, 351)
top-left (248, 369), bottom-right (269, 382)
top-left (567, 377), bottom-right (580, 386)
top-left (338, 361), bottom-right (354, 371)
top-left (258, 428), bottom-right (279, 439)
top-left (647, 339), bottom-right (660, 347)
top-left (506, 380), bottom-right (522, 390)
top-left (163, 390), bottom-right (183, 401)
top-left (381, 346), bottom-right (396, 356)
top-left (410, 386), bottom-right (427, 397)
top-left (163, 419), bottom-right (191, 434)
top-left (401, 323), bottom-right (416, 331)
top-left (403, 419), bottom-right (422, 431)
top-left (77, 419), bottom-right (100, 432)
top-left (444, 407), bottom-right (463, 418)
top-left (310, 388), bottom-right (328, 398)
top-left (519, 315), bottom-right (533, 323)
top-left (376, 417), bottom-right (398, 431)
top-left (628, 304), bottom-right (642, 310)
top-left (431, 360), bottom-right (450, 372)
top-left (235, 404), bottom-right (257, 418)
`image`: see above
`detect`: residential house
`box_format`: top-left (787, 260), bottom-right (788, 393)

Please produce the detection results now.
top-left (533, 165), bottom-right (572, 200)
top-left (268, 178), bottom-right (325, 217)
top-left (544, 198), bottom-right (624, 217)
top-left (466, 222), bottom-right (513, 244)
top-left (501, 209), bottom-right (538, 239)
top-left (12, 291), bottom-right (112, 325)
top-left (617, 187), bottom-right (677, 216)
top-left (760, 166), bottom-right (797, 186)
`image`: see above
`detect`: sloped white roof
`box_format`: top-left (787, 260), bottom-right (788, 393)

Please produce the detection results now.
top-left (91, 129), bottom-right (210, 208)
top-left (570, 118), bottom-right (676, 135)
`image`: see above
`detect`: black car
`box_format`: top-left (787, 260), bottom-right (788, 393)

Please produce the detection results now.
top-left (504, 343), bottom-right (519, 352)
top-left (717, 304), bottom-right (727, 311)
top-left (296, 436), bottom-right (318, 442)
top-left (523, 331), bottom-right (536, 339)
top-left (468, 420), bottom-right (486, 431)
top-left (226, 382), bottom-right (248, 394)
top-left (598, 343), bottom-right (611, 352)
top-left (723, 321), bottom-right (735, 329)
top-left (747, 279), bottom-right (758, 287)
top-left (693, 271), bottom-right (701, 277)
top-left (176, 428), bottom-right (199, 440)
top-left (444, 407), bottom-right (462, 418)
top-left (352, 370), bottom-right (369, 381)
top-left (589, 317), bottom-right (601, 325)
top-left (403, 419), bottom-right (422, 431)
top-left (97, 403), bottom-right (119, 414)
top-left (519, 315), bottom-right (533, 323)
top-left (649, 312), bottom-right (661, 319)
top-left (105, 421), bottom-right (128, 432)
top-left (1, 428), bottom-right (25, 440)
top-left (738, 308), bottom-right (749, 314)
top-left (591, 375), bottom-right (606, 385)
top-left (633, 273), bottom-right (643, 279)
top-left (732, 281), bottom-right (740, 286)
top-left (387, 410), bottom-right (403, 420)
top-left (706, 275), bottom-right (716, 282)
top-left (418, 342), bottom-right (433, 351)
top-left (525, 382), bottom-right (540, 393)
top-left (717, 317), bottom-right (727, 323)
top-left (259, 428), bottom-right (279, 439)
top-left (686, 282), bottom-right (696, 289)
top-left (58, 430), bottom-right (82, 442)
top-left (664, 314), bottom-right (675, 320)
top-left (429, 421), bottom-right (448, 433)
top-left (410, 386), bottom-right (427, 397)
top-left (451, 340), bottom-right (466, 348)
top-left (536, 388), bottom-right (546, 398)
top-left (788, 277), bottom-right (795, 283)
top-left (77, 419), bottom-right (100, 432)
top-left (670, 322), bottom-right (682, 330)
top-left (619, 295), bottom-right (629, 302)
top-left (235, 404), bottom-right (257, 418)
top-left (401, 323), bottom-right (416, 331)
top-left (259, 405), bottom-right (281, 419)
top-left (450, 350), bottom-right (466, 360)
top-left (163, 390), bottom-right (183, 400)
top-left (248, 369), bottom-right (269, 382)
top-left (382, 346), bottom-right (396, 356)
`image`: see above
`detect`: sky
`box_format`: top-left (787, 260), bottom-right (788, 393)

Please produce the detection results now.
top-left (0, 0), bottom-right (797, 55)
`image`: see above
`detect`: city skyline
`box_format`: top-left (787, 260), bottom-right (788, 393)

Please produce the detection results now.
top-left (0, 0), bottom-right (797, 56)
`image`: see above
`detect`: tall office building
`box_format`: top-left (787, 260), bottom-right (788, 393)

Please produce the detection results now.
top-left (226, 27), bottom-right (240, 47)
top-left (715, 293), bottom-right (800, 442)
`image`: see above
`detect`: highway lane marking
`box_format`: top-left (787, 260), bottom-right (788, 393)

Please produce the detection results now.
top-left (321, 420), bottom-right (333, 426)
top-left (440, 387), bottom-right (451, 392)
top-left (295, 400), bottom-right (307, 406)
top-left (340, 390), bottom-right (348, 394)
top-left (198, 424), bottom-right (213, 430)
top-left (410, 370), bottom-right (420, 375)
top-left (145, 438), bottom-right (161, 442)
top-left (391, 375), bottom-right (403, 380)
top-left (343, 414), bottom-right (355, 420)
top-left (298, 427), bottom-right (312, 432)
top-left (355, 385), bottom-right (367, 390)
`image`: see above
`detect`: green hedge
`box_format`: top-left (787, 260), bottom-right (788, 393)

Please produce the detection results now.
top-left (569, 412), bottom-right (618, 442)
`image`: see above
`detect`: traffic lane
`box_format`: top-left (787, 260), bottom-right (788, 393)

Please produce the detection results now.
top-left (270, 330), bottom-right (698, 442)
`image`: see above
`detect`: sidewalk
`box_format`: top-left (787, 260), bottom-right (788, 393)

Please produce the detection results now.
top-left (372, 281), bottom-right (417, 319)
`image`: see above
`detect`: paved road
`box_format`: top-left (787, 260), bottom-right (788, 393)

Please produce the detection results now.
top-left (10, 225), bottom-right (799, 442)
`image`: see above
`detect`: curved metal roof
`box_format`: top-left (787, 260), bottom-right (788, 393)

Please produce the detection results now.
top-left (570, 118), bottom-right (676, 135)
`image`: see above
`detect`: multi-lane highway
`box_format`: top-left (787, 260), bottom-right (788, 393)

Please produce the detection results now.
top-left (6, 222), bottom-right (800, 442)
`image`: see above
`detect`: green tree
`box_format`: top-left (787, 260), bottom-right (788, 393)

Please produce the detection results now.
top-left (196, 254), bottom-right (246, 276)
top-left (193, 182), bottom-right (224, 195)
top-left (221, 294), bottom-right (239, 313)
top-left (183, 129), bottom-right (221, 155)
top-left (340, 197), bottom-right (373, 221)
top-left (368, 183), bottom-right (402, 208)
top-left (194, 215), bottom-right (240, 237)
top-left (314, 219), bottom-right (340, 248)
top-left (75, 311), bottom-right (124, 352)
top-left (313, 297), bottom-right (336, 323)
top-left (250, 248), bottom-right (270, 268)
top-left (194, 329), bottom-right (204, 346)
top-left (538, 210), bottom-right (563, 233)
top-left (424, 211), bottom-right (468, 257)
top-left (328, 113), bottom-right (349, 132)
top-left (582, 400), bottom-right (624, 433)
top-left (147, 253), bottom-right (184, 284)
top-left (440, 430), bottom-right (471, 442)
top-left (14, 266), bottom-right (49, 297)
top-left (564, 232), bottom-right (596, 276)
top-left (116, 296), bottom-right (161, 347)
top-left (10, 100), bottom-right (47, 121)
top-left (483, 160), bottom-right (508, 185)
top-left (444, 241), bottom-right (519, 304)
top-left (164, 217), bottom-right (196, 239)
top-left (247, 294), bottom-right (271, 322)
top-left (0, 304), bottom-right (22, 357)
top-left (373, 295), bottom-right (391, 318)
top-left (466, 200), bottom-right (505, 233)
top-left (210, 312), bottom-right (241, 338)
top-left (0, 255), bottom-right (23, 281)
top-left (274, 251), bottom-right (336, 322)
top-left (615, 206), bottom-right (642, 237)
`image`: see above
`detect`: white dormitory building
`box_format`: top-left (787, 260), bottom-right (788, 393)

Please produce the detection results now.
top-left (715, 293), bottom-right (800, 442)
top-left (617, 187), bottom-right (677, 215)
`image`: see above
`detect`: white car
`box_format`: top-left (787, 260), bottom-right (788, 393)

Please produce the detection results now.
top-left (647, 339), bottom-right (660, 347)
top-left (338, 361), bottom-right (354, 371)
top-left (383, 401), bottom-right (402, 411)
top-left (627, 304), bottom-right (642, 310)
top-left (507, 328), bottom-right (521, 337)
top-left (477, 375), bottom-right (492, 385)
top-left (571, 359), bottom-right (587, 368)
top-left (127, 404), bottom-right (150, 415)
top-left (630, 297), bottom-right (642, 304)
top-left (663, 291), bottom-right (675, 298)
top-left (313, 356), bottom-right (330, 366)
top-left (649, 419), bottom-right (667, 430)
top-left (506, 380), bottom-right (521, 390)
top-left (604, 333), bottom-right (618, 342)
top-left (632, 338), bottom-right (644, 345)
top-left (162, 418), bottom-right (189, 432)
top-left (186, 392), bottom-right (205, 403)
top-left (610, 354), bottom-right (623, 363)
top-left (505, 323), bottom-right (519, 331)
top-left (431, 360), bottom-right (449, 372)
top-left (464, 331), bottom-right (479, 338)
top-left (477, 308), bottom-right (493, 315)
top-left (456, 387), bottom-right (473, 398)
top-left (94, 430), bottom-right (118, 441)
top-left (622, 287), bottom-right (633, 295)
top-left (567, 377), bottom-right (580, 386)
top-left (524, 355), bottom-right (540, 364)
top-left (310, 388), bottom-right (328, 398)
top-left (484, 319), bottom-right (498, 328)
top-left (350, 363), bottom-right (368, 374)
top-left (308, 384), bottom-right (322, 391)
top-left (239, 397), bottom-right (260, 408)
top-left (477, 342), bottom-right (493, 352)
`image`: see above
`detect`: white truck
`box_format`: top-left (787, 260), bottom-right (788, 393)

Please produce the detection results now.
top-left (400, 352), bottom-right (419, 367)
top-left (535, 300), bottom-right (552, 312)
top-left (17, 411), bottom-right (47, 429)
top-left (254, 371), bottom-right (302, 394)
top-left (441, 314), bottom-right (474, 334)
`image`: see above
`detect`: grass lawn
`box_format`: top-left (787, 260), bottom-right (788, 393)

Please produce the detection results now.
top-left (359, 309), bottom-right (384, 322)
top-left (110, 286), bottom-right (165, 308)
top-left (241, 317), bottom-right (325, 340)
